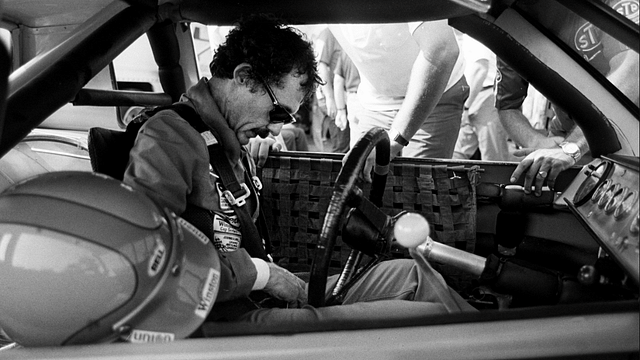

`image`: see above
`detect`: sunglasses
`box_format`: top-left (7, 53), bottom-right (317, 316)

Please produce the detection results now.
top-left (261, 79), bottom-right (297, 125)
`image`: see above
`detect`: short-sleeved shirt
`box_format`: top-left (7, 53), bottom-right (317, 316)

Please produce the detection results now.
top-left (315, 28), bottom-right (343, 101)
top-left (329, 21), bottom-right (465, 111)
top-left (334, 51), bottom-right (360, 93)
top-left (316, 27), bottom-right (342, 70)
top-left (462, 34), bottom-right (496, 89)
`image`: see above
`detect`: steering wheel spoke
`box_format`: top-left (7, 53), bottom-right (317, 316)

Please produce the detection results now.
top-left (308, 127), bottom-right (391, 307)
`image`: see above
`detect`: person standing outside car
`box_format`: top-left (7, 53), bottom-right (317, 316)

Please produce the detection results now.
top-left (123, 14), bottom-right (474, 327)
top-left (333, 50), bottom-right (360, 149)
top-left (453, 34), bottom-right (509, 161)
top-left (329, 21), bottom-right (468, 181)
top-left (498, 0), bottom-right (639, 196)
top-left (312, 27), bottom-right (350, 153)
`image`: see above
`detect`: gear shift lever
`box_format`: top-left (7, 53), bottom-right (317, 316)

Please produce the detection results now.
top-left (394, 212), bottom-right (484, 312)
top-left (394, 212), bottom-right (569, 307)
top-left (395, 212), bottom-right (485, 277)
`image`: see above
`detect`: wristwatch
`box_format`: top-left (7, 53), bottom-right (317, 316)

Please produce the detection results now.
top-left (388, 128), bottom-right (409, 147)
top-left (559, 141), bottom-right (581, 162)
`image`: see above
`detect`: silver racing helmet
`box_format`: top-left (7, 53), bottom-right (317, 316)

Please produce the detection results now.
top-left (0, 171), bottom-right (221, 346)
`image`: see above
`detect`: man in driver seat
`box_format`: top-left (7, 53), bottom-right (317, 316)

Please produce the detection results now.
top-left (123, 14), bottom-right (474, 329)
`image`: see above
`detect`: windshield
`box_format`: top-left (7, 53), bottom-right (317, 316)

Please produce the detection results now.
top-left (518, 0), bottom-right (639, 108)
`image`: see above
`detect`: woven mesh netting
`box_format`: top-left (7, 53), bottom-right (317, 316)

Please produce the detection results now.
top-left (259, 155), bottom-right (478, 279)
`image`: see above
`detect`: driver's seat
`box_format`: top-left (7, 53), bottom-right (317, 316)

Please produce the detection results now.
top-left (87, 126), bottom-right (137, 181)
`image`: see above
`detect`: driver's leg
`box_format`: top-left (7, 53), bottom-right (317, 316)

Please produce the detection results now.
top-left (226, 260), bottom-right (475, 328)
top-left (234, 299), bottom-right (449, 325)
top-left (338, 259), bottom-right (474, 311)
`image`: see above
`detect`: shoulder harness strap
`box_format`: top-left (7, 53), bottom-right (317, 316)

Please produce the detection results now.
top-left (136, 103), bottom-right (271, 260)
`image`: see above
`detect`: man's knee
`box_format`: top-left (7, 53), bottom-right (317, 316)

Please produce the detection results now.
top-left (371, 259), bottom-right (416, 277)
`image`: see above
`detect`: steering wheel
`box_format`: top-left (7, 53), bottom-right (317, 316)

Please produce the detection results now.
top-left (308, 127), bottom-right (391, 307)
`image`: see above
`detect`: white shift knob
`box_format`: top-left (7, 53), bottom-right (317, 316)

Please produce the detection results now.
top-left (393, 212), bottom-right (430, 249)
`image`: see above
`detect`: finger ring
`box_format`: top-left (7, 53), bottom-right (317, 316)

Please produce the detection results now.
top-left (538, 170), bottom-right (548, 178)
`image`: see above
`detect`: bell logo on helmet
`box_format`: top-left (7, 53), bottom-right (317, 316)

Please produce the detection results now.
top-left (128, 329), bottom-right (175, 343)
top-left (195, 267), bottom-right (220, 318)
top-left (148, 239), bottom-right (167, 277)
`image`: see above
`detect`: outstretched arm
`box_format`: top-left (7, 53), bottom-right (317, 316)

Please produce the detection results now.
top-left (499, 109), bottom-right (561, 149)
top-left (507, 33), bottom-right (639, 195)
top-left (390, 21), bottom-right (459, 154)
top-left (360, 21), bottom-right (459, 182)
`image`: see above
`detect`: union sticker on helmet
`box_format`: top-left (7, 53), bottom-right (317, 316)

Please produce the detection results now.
top-left (128, 329), bottom-right (175, 343)
top-left (195, 267), bottom-right (220, 318)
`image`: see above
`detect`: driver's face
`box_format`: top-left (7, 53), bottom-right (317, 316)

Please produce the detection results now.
top-left (232, 72), bottom-right (307, 146)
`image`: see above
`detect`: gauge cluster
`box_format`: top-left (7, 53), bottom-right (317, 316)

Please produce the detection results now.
top-left (567, 155), bottom-right (639, 286)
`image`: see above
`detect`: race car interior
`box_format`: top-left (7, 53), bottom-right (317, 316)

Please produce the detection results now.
top-left (0, 0), bottom-right (638, 357)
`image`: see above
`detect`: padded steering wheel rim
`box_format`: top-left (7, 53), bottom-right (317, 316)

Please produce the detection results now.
top-left (308, 127), bottom-right (391, 307)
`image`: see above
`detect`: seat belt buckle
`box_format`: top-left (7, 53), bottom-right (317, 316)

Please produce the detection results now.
top-left (222, 183), bottom-right (251, 207)
top-left (252, 176), bottom-right (263, 191)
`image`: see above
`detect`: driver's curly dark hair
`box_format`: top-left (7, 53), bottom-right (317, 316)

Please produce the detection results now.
top-left (210, 14), bottom-right (321, 98)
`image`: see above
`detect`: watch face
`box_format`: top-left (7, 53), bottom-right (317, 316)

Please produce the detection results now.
top-left (562, 142), bottom-right (579, 154)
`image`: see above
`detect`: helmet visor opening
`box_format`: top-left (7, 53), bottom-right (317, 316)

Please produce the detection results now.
top-left (0, 224), bottom-right (136, 346)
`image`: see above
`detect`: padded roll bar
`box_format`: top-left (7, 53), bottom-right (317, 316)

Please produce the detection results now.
top-left (73, 89), bottom-right (172, 107)
top-left (2, 4), bottom-right (157, 158)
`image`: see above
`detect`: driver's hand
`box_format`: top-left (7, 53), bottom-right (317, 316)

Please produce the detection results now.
top-left (263, 262), bottom-right (308, 308)
top-left (510, 147), bottom-right (576, 196)
top-left (248, 136), bottom-right (283, 168)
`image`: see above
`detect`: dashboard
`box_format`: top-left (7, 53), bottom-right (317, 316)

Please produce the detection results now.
top-left (565, 154), bottom-right (639, 287)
